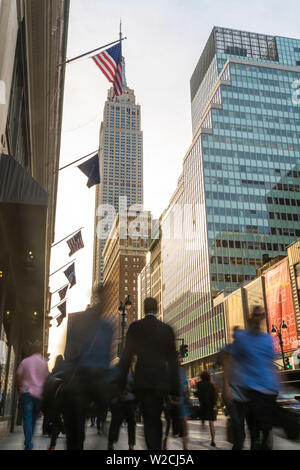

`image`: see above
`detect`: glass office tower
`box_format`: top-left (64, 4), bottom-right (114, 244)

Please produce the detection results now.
top-left (162, 27), bottom-right (300, 373)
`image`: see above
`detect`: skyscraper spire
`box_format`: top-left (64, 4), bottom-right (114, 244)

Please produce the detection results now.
top-left (119, 19), bottom-right (128, 89)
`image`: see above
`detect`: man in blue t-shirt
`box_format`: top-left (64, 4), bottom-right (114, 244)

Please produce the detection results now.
top-left (223, 306), bottom-right (279, 450)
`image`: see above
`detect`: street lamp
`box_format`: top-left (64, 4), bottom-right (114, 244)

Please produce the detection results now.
top-left (271, 321), bottom-right (288, 370)
top-left (118, 295), bottom-right (132, 354)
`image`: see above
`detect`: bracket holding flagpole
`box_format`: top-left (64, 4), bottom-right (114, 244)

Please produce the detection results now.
top-left (52, 228), bottom-right (84, 248)
top-left (49, 259), bottom-right (76, 278)
top-left (57, 37), bottom-right (127, 68)
top-left (55, 149), bottom-right (99, 174)
top-left (50, 284), bottom-right (69, 296)
top-left (50, 299), bottom-right (69, 312)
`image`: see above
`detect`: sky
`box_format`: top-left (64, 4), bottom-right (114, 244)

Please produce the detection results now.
top-left (48, 0), bottom-right (300, 341)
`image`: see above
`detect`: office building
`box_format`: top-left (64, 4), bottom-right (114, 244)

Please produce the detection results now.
top-left (162, 27), bottom-right (300, 376)
top-left (0, 0), bottom-right (69, 435)
top-left (92, 82), bottom-right (143, 288)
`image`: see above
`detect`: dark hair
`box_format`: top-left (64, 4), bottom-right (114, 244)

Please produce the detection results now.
top-left (144, 297), bottom-right (158, 315)
top-left (30, 341), bottom-right (43, 355)
top-left (251, 305), bottom-right (264, 316)
top-left (200, 371), bottom-right (210, 382)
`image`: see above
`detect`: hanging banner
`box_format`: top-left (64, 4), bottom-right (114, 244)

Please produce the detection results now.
top-left (264, 259), bottom-right (298, 353)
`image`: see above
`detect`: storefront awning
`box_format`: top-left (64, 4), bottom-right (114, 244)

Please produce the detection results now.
top-left (0, 154), bottom-right (48, 206)
top-left (0, 154), bottom-right (48, 347)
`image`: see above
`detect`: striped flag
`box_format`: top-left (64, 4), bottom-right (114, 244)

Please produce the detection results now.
top-left (92, 43), bottom-right (123, 96)
top-left (67, 231), bottom-right (84, 257)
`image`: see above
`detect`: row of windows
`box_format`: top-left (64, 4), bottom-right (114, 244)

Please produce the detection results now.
top-left (230, 62), bottom-right (300, 80)
top-left (205, 162), bottom-right (296, 176)
top-left (206, 192), bottom-right (300, 206)
top-left (208, 222), bottom-right (300, 237)
top-left (210, 256), bottom-right (262, 266)
top-left (213, 109), bottom-right (300, 127)
top-left (203, 133), bottom-right (300, 153)
top-left (230, 74), bottom-right (297, 89)
top-left (211, 273), bottom-right (256, 283)
top-left (269, 212), bottom-right (300, 221)
top-left (222, 95), bottom-right (300, 116)
top-left (213, 121), bottom-right (300, 139)
top-left (208, 207), bottom-right (269, 219)
top-left (202, 147), bottom-right (299, 163)
top-left (267, 197), bottom-right (300, 206)
top-left (205, 176), bottom-right (300, 191)
top-left (230, 85), bottom-right (293, 102)
top-left (214, 239), bottom-right (286, 251)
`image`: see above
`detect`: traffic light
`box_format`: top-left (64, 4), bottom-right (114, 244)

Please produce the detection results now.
top-left (180, 344), bottom-right (188, 358)
top-left (285, 357), bottom-right (292, 370)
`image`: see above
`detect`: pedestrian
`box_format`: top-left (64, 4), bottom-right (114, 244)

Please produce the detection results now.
top-left (163, 354), bottom-right (191, 450)
top-left (119, 297), bottom-right (180, 450)
top-left (196, 371), bottom-right (218, 448)
top-left (108, 370), bottom-right (136, 450)
top-left (16, 341), bottom-right (49, 450)
top-left (59, 287), bottom-right (116, 450)
top-left (222, 305), bottom-right (279, 450)
top-left (42, 355), bottom-right (65, 450)
top-left (162, 396), bottom-right (180, 449)
top-left (178, 357), bottom-right (191, 450)
top-left (220, 327), bottom-right (258, 450)
top-left (96, 401), bottom-right (109, 435)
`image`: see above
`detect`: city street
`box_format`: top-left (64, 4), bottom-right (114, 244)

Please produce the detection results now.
top-left (0, 414), bottom-right (299, 451)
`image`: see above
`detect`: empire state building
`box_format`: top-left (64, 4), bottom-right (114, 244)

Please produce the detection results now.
top-left (92, 60), bottom-right (144, 287)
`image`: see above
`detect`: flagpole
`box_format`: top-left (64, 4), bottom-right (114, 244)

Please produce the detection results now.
top-left (57, 37), bottom-right (127, 68)
top-left (55, 150), bottom-right (99, 173)
top-left (52, 228), bottom-right (84, 248)
top-left (50, 284), bottom-right (69, 296)
top-left (50, 299), bottom-right (68, 312)
top-left (49, 259), bottom-right (76, 278)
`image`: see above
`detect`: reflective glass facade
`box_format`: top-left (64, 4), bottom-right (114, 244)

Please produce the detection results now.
top-left (163, 27), bottom-right (300, 371)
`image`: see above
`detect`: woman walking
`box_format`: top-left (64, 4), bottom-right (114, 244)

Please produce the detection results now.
top-left (196, 371), bottom-right (218, 447)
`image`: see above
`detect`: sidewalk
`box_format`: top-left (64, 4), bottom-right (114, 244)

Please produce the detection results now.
top-left (0, 414), bottom-right (232, 451)
top-left (0, 414), bottom-right (299, 450)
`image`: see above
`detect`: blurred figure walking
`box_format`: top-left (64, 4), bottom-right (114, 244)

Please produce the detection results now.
top-left (222, 306), bottom-right (279, 450)
top-left (42, 355), bottom-right (65, 450)
top-left (16, 342), bottom-right (49, 450)
top-left (163, 354), bottom-right (191, 450)
top-left (108, 371), bottom-right (136, 450)
top-left (59, 287), bottom-right (116, 450)
top-left (196, 371), bottom-right (218, 447)
top-left (119, 297), bottom-right (180, 450)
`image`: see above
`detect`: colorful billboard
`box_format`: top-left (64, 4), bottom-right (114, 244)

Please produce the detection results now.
top-left (264, 259), bottom-right (298, 353)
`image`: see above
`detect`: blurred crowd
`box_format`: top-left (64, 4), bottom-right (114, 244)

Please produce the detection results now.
top-left (15, 294), bottom-right (288, 451)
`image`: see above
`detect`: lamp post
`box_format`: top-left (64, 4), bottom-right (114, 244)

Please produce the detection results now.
top-left (118, 295), bottom-right (132, 354)
top-left (271, 321), bottom-right (288, 370)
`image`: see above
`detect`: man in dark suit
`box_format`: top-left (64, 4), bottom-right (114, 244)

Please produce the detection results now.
top-left (119, 297), bottom-right (180, 450)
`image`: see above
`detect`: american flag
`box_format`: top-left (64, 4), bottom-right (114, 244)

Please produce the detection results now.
top-left (92, 43), bottom-right (123, 96)
top-left (67, 230), bottom-right (84, 257)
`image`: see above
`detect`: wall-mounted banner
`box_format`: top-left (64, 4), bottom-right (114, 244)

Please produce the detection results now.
top-left (265, 259), bottom-right (298, 353)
